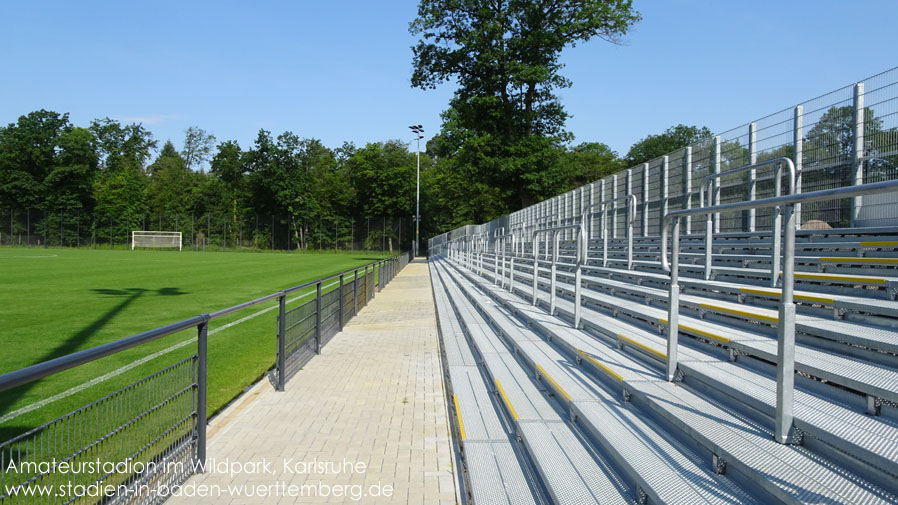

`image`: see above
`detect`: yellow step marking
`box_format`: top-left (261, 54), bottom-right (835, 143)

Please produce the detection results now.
top-left (860, 241), bottom-right (898, 246)
top-left (452, 395), bottom-right (466, 440)
top-left (660, 318), bottom-right (731, 344)
top-left (535, 364), bottom-right (571, 402)
top-left (786, 272), bottom-right (887, 285)
top-left (494, 379), bottom-right (519, 421)
top-left (700, 303), bottom-right (778, 323)
top-left (576, 349), bottom-right (623, 382)
top-left (617, 333), bottom-right (667, 360)
top-left (820, 257), bottom-right (898, 264)
top-left (739, 287), bottom-right (834, 304)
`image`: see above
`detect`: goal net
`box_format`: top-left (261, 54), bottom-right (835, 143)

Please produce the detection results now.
top-left (132, 231), bottom-right (182, 251)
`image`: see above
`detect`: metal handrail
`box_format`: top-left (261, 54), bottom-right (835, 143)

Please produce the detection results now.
top-left (583, 194), bottom-right (637, 269)
top-left (532, 223), bottom-right (587, 327)
top-left (696, 157), bottom-right (796, 285)
top-left (661, 178), bottom-right (898, 444)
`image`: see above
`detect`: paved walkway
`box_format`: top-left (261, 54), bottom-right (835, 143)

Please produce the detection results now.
top-left (168, 259), bottom-right (457, 504)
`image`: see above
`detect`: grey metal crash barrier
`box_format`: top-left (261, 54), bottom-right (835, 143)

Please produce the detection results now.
top-left (583, 194), bottom-right (637, 269)
top-left (661, 178), bottom-right (898, 444)
top-left (697, 157), bottom-right (796, 285)
top-left (0, 252), bottom-right (407, 503)
top-left (532, 222), bottom-right (587, 327)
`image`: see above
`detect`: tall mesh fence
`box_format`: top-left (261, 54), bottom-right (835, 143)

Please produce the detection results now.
top-left (431, 66), bottom-right (898, 252)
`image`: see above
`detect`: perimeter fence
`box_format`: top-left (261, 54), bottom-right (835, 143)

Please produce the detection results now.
top-left (0, 251), bottom-right (411, 505)
top-left (430, 66), bottom-right (898, 251)
top-left (0, 212), bottom-right (414, 254)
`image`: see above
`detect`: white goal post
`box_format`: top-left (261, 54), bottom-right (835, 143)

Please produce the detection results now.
top-left (132, 231), bottom-right (182, 251)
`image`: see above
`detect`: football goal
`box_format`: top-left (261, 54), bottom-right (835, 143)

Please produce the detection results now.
top-left (132, 231), bottom-right (182, 251)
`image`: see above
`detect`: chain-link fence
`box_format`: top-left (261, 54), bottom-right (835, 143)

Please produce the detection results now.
top-left (0, 211), bottom-right (415, 254)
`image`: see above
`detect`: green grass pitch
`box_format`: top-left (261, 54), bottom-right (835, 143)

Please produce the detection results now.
top-left (0, 247), bottom-right (387, 442)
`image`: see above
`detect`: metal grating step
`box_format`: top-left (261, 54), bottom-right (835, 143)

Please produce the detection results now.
top-left (464, 441), bottom-right (539, 505)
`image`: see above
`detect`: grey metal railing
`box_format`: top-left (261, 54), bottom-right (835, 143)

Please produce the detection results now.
top-left (0, 252), bottom-right (407, 504)
top-left (660, 179), bottom-right (898, 444)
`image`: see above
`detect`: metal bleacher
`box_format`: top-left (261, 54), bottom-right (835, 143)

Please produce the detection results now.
top-left (428, 178), bottom-right (898, 502)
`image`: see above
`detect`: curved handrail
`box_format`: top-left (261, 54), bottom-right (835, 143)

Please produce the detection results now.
top-left (582, 194), bottom-right (637, 269)
top-left (661, 178), bottom-right (898, 444)
top-left (531, 223), bottom-right (587, 327)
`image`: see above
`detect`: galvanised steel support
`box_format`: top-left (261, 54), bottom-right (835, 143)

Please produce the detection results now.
top-left (353, 269), bottom-right (359, 316)
top-left (315, 281), bottom-right (322, 354)
top-left (852, 82), bottom-right (865, 227)
top-left (611, 173), bottom-right (619, 238)
top-left (666, 218), bottom-right (679, 382)
top-left (196, 316), bottom-right (209, 470)
top-left (277, 292), bottom-right (286, 391)
top-left (642, 162), bottom-right (649, 237)
top-left (713, 136), bottom-right (721, 233)
top-left (794, 106), bottom-right (803, 229)
top-left (662, 177), bottom-right (898, 443)
top-left (776, 201), bottom-right (797, 444)
top-left (685, 147), bottom-right (693, 235)
top-left (338, 274), bottom-right (344, 330)
top-left (748, 122), bottom-right (758, 232)
top-left (662, 155), bottom-right (669, 230)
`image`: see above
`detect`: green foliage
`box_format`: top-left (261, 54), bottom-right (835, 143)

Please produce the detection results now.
top-left (410, 0), bottom-right (639, 223)
top-left (624, 124), bottom-right (712, 166)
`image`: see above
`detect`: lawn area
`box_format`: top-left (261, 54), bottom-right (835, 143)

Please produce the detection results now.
top-left (0, 247), bottom-right (388, 442)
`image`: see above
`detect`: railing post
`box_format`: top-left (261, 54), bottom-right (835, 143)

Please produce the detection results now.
top-left (666, 219), bottom-right (680, 382)
top-left (315, 281), bottom-right (322, 354)
top-left (353, 269), bottom-right (359, 316)
top-left (550, 232), bottom-right (559, 315)
top-left (704, 181), bottom-right (713, 281)
top-left (196, 317), bottom-right (209, 471)
top-left (851, 82), bottom-right (865, 227)
top-left (339, 274), bottom-right (344, 330)
top-left (748, 122), bottom-right (757, 232)
top-left (776, 203), bottom-right (797, 444)
top-left (794, 106), bottom-right (803, 229)
top-left (277, 292), bottom-right (286, 391)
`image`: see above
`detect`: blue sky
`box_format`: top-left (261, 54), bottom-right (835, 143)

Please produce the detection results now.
top-left (1, 0), bottom-right (895, 160)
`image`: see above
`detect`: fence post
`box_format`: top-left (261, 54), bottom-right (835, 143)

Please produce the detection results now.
top-left (666, 219), bottom-right (680, 382)
top-left (277, 292), bottom-right (286, 391)
top-left (662, 156), bottom-right (669, 230)
top-left (196, 316), bottom-right (209, 471)
top-left (748, 122), bottom-right (757, 232)
top-left (685, 147), bottom-right (693, 235)
top-left (794, 106), bottom-right (804, 229)
top-left (354, 269), bottom-right (359, 315)
top-left (852, 82), bottom-right (865, 227)
top-left (713, 136), bottom-right (721, 233)
top-left (642, 163), bottom-right (649, 237)
top-left (339, 274), bottom-right (344, 330)
top-left (611, 173), bottom-right (618, 238)
top-left (775, 203), bottom-right (797, 444)
top-left (315, 282), bottom-right (322, 354)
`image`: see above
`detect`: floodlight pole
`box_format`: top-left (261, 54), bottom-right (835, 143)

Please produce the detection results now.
top-left (409, 125), bottom-right (424, 258)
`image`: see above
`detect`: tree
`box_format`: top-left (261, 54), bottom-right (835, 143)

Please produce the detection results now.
top-left (624, 124), bottom-right (712, 166)
top-left (0, 110), bottom-right (73, 210)
top-left (563, 142), bottom-right (621, 187)
top-left (182, 126), bottom-right (216, 173)
top-left (146, 141), bottom-right (191, 217)
top-left (210, 140), bottom-right (246, 243)
top-left (410, 0), bottom-right (640, 213)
